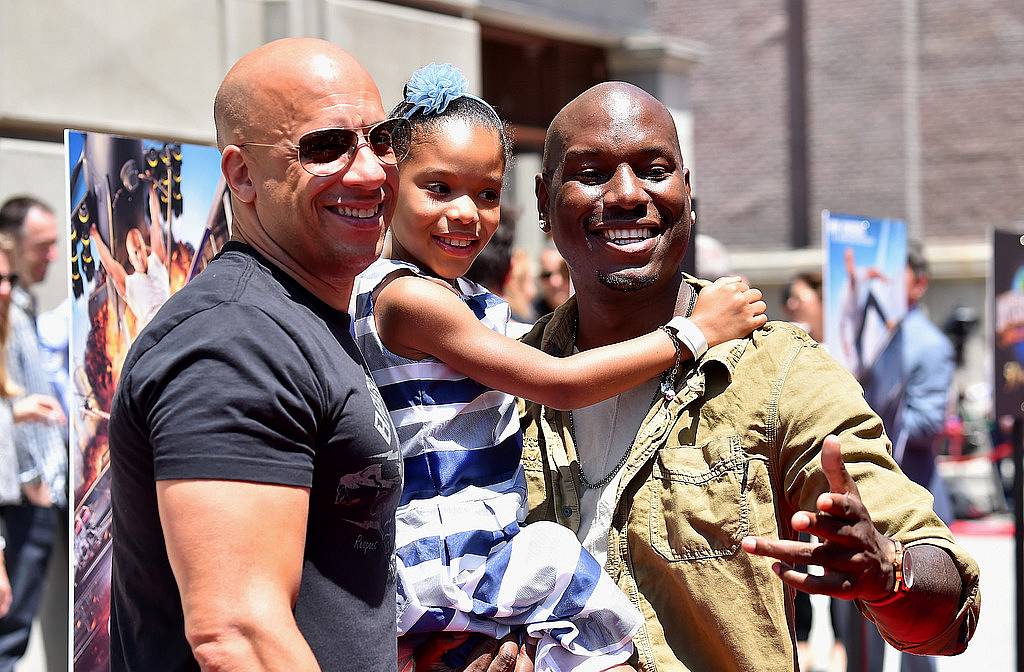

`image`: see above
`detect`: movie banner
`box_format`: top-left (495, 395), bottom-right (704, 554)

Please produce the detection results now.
top-left (822, 211), bottom-right (907, 429)
top-left (993, 229), bottom-right (1024, 418)
top-left (68, 130), bottom-right (230, 672)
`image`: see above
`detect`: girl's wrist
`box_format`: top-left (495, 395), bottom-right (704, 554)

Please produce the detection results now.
top-left (664, 316), bottom-right (708, 360)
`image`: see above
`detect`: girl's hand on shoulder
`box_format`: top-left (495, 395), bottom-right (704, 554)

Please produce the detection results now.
top-left (690, 276), bottom-right (767, 347)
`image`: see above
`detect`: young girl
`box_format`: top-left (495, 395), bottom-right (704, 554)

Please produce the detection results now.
top-left (352, 64), bottom-right (766, 672)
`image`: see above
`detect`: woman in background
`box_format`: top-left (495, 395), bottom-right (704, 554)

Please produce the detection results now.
top-left (782, 271), bottom-right (824, 343)
top-left (0, 234), bottom-right (64, 619)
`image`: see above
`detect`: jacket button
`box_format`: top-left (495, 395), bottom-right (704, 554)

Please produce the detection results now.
top-left (561, 506), bottom-right (573, 518)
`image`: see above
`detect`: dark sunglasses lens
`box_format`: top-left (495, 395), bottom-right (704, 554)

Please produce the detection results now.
top-left (369, 119), bottom-right (410, 164)
top-left (298, 128), bottom-right (359, 176)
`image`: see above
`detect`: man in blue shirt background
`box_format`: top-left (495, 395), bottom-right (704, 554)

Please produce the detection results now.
top-left (893, 241), bottom-right (956, 526)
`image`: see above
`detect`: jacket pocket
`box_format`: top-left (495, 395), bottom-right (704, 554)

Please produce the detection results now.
top-left (648, 435), bottom-right (749, 562)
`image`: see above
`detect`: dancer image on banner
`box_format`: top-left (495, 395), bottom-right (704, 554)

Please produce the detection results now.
top-left (839, 246), bottom-right (897, 378)
top-left (823, 212), bottom-right (907, 382)
top-left (89, 187), bottom-right (170, 339)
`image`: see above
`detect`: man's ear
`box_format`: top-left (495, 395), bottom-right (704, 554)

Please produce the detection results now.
top-left (535, 173), bottom-right (550, 224)
top-left (910, 273), bottom-right (929, 304)
top-left (221, 146), bottom-right (256, 204)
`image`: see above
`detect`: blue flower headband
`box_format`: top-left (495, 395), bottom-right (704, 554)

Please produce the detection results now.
top-left (402, 63), bottom-right (500, 121)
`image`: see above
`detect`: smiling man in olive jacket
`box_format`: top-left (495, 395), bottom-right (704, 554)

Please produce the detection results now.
top-left (514, 82), bottom-right (980, 672)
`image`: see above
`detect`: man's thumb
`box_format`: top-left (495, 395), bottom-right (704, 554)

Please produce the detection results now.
top-left (821, 434), bottom-right (857, 495)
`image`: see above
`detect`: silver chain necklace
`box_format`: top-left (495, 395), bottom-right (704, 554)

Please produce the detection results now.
top-left (567, 288), bottom-right (696, 490)
top-left (567, 386), bottom-right (660, 490)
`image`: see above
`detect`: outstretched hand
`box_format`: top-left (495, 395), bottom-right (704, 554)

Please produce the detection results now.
top-left (741, 435), bottom-right (896, 603)
top-left (690, 277), bottom-right (768, 347)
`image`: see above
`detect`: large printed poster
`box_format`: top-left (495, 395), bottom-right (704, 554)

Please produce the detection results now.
top-left (822, 211), bottom-right (907, 430)
top-left (68, 130), bottom-right (230, 672)
top-left (823, 211), bottom-right (907, 378)
top-left (993, 229), bottom-right (1024, 418)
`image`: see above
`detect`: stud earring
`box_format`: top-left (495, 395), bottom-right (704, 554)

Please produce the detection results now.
top-left (539, 218), bottom-right (550, 233)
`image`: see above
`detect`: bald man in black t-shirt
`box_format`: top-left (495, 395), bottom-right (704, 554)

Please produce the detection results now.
top-left (108, 38), bottom-right (405, 671)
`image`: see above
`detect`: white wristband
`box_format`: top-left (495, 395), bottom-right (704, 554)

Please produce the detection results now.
top-left (665, 316), bottom-right (708, 360)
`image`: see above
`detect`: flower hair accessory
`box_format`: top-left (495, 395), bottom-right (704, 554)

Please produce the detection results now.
top-left (402, 62), bottom-right (499, 121)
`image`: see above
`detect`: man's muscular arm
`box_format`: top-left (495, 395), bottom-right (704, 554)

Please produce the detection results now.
top-left (158, 479), bottom-right (321, 671)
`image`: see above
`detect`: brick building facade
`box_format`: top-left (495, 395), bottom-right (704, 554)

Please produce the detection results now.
top-left (653, 0), bottom-right (1024, 253)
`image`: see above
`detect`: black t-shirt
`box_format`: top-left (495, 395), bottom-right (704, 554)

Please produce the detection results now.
top-left (108, 242), bottom-right (402, 672)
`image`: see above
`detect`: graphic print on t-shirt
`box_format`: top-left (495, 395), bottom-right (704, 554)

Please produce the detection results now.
top-left (334, 446), bottom-right (402, 526)
top-left (364, 372), bottom-right (393, 443)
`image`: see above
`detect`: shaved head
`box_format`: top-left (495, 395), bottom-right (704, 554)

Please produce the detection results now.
top-left (214, 38), bottom-right (379, 150)
top-left (542, 82), bottom-right (681, 178)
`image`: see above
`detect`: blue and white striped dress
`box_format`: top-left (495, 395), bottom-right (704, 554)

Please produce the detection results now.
top-left (352, 258), bottom-right (641, 672)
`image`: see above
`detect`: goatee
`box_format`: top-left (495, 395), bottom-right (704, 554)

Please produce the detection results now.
top-left (597, 271), bottom-right (657, 292)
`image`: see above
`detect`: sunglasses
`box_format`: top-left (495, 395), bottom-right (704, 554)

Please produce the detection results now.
top-left (239, 118), bottom-right (411, 177)
top-left (0, 273), bottom-right (18, 287)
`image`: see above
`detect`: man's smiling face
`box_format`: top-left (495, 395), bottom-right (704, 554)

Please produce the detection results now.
top-left (538, 84), bottom-right (691, 296)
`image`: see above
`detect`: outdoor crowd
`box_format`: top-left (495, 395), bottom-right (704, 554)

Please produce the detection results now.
top-left (0, 37), bottom-right (986, 672)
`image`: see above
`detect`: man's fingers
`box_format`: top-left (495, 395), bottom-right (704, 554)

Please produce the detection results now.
top-left (772, 563), bottom-right (858, 599)
top-left (713, 276), bottom-right (748, 294)
top-left (492, 640), bottom-right (521, 672)
top-left (743, 288), bottom-right (763, 303)
top-left (743, 535), bottom-right (801, 560)
top-left (814, 492), bottom-right (866, 522)
top-left (742, 536), bottom-right (824, 564)
top-left (513, 641), bottom-right (535, 672)
top-left (791, 510), bottom-right (864, 547)
top-left (743, 535), bottom-right (862, 568)
top-left (463, 637), bottom-right (519, 672)
top-left (820, 435), bottom-right (859, 498)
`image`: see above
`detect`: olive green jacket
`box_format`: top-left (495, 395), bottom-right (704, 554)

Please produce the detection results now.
top-left (519, 292), bottom-right (980, 672)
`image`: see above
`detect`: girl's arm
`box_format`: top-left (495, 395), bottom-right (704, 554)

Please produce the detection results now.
top-left (375, 274), bottom-right (766, 410)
